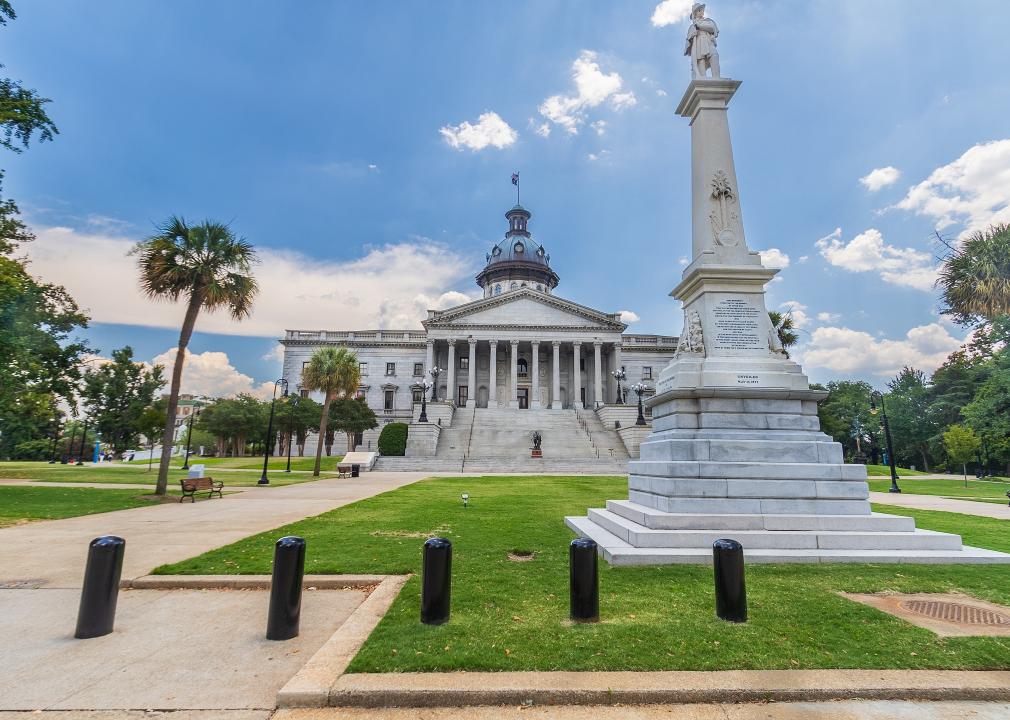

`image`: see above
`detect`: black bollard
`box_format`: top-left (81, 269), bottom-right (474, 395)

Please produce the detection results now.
top-left (266, 535), bottom-right (306, 640)
top-left (421, 537), bottom-right (452, 625)
top-left (713, 538), bottom-right (747, 623)
top-left (75, 535), bottom-right (126, 639)
top-left (569, 537), bottom-right (599, 622)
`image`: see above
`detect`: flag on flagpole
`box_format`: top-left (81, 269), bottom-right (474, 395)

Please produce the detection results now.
top-left (511, 172), bottom-right (519, 186)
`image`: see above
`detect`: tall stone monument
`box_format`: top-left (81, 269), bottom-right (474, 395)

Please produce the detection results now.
top-left (567, 6), bottom-right (1010, 564)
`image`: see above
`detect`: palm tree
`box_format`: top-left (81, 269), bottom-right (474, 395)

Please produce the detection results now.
top-left (937, 223), bottom-right (1010, 325)
top-left (133, 217), bottom-right (258, 495)
top-left (768, 310), bottom-right (798, 357)
top-left (301, 347), bottom-right (360, 476)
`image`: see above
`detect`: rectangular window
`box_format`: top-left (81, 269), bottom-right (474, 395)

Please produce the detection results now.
top-left (359, 362), bottom-right (368, 376)
top-left (300, 389), bottom-right (308, 399)
top-left (385, 362), bottom-right (396, 376)
top-left (301, 361), bottom-right (309, 370)
top-left (459, 356), bottom-right (469, 370)
top-left (413, 362), bottom-right (424, 376)
top-left (384, 390), bottom-right (394, 410)
top-left (643, 366), bottom-right (652, 380)
top-left (412, 388), bottom-right (423, 402)
top-left (355, 388), bottom-right (366, 400)
top-left (579, 359), bottom-right (585, 371)
top-left (458, 385), bottom-right (468, 406)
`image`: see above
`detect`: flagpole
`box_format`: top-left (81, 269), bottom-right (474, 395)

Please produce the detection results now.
top-left (517, 176), bottom-right (520, 205)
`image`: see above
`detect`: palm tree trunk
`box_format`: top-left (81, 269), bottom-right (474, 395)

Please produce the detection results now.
top-left (314, 390), bottom-right (334, 476)
top-left (155, 292), bottom-right (204, 495)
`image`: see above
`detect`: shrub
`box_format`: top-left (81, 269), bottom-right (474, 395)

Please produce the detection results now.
top-left (377, 422), bottom-right (408, 456)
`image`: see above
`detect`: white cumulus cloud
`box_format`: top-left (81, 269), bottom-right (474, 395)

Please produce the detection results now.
top-left (439, 111), bottom-right (517, 151)
top-left (859, 166), bottom-right (901, 192)
top-left (651, 0), bottom-right (694, 27)
top-left (538, 51), bottom-right (636, 135)
top-left (152, 348), bottom-right (276, 400)
top-left (893, 139), bottom-right (1010, 235)
top-left (26, 225), bottom-right (477, 337)
top-left (799, 323), bottom-right (962, 377)
top-left (758, 248), bottom-right (790, 269)
top-left (778, 300), bottom-right (810, 329)
top-left (619, 310), bottom-right (640, 324)
top-left (816, 311), bottom-right (841, 323)
top-left (815, 227), bottom-right (936, 291)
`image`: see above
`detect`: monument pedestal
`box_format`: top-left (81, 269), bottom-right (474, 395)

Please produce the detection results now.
top-left (566, 73), bottom-right (1010, 565)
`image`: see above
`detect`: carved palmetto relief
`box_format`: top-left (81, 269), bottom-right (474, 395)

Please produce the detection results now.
top-left (708, 170), bottom-right (739, 247)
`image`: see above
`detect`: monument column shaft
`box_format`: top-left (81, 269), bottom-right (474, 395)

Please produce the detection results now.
top-left (531, 341), bottom-right (540, 408)
top-left (488, 341), bottom-right (497, 408)
top-left (572, 343), bottom-right (582, 409)
top-left (509, 341), bottom-right (519, 409)
top-left (593, 342), bottom-right (603, 407)
top-left (551, 341), bottom-right (561, 410)
top-left (466, 340), bottom-right (477, 407)
top-left (447, 341), bottom-right (456, 406)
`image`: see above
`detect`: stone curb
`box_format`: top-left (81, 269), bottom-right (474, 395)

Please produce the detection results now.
top-left (325, 669), bottom-right (1010, 708)
top-left (277, 575), bottom-right (411, 708)
top-left (122, 574), bottom-right (389, 590)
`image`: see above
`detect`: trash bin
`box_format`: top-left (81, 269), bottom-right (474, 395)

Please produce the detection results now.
top-left (188, 464), bottom-right (205, 479)
top-left (351, 464), bottom-right (360, 478)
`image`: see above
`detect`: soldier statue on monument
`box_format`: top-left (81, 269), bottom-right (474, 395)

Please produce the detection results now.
top-left (684, 3), bottom-right (720, 79)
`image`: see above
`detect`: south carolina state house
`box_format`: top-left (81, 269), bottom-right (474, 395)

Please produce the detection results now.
top-left (280, 202), bottom-right (677, 462)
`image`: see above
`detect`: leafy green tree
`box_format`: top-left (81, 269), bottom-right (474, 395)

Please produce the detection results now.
top-left (301, 347), bottom-right (360, 476)
top-left (133, 218), bottom-right (259, 495)
top-left (329, 397), bottom-right (378, 455)
top-left (134, 399), bottom-right (167, 471)
top-left (943, 424), bottom-right (982, 485)
top-left (885, 367), bottom-right (936, 471)
top-left (962, 361), bottom-right (1010, 476)
top-left (80, 347), bottom-right (164, 454)
top-left (196, 395), bottom-right (266, 457)
top-left (768, 310), bottom-right (798, 357)
top-left (816, 380), bottom-right (875, 460)
top-left (0, 3), bottom-right (59, 155)
top-left (938, 224), bottom-right (1010, 326)
top-left (377, 422), bottom-right (408, 456)
top-left (273, 395), bottom-right (322, 457)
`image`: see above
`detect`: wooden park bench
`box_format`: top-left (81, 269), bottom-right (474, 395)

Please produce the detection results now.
top-left (337, 464), bottom-right (352, 478)
top-left (179, 476), bottom-right (224, 502)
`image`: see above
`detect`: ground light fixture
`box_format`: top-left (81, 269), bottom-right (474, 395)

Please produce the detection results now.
top-left (461, 492), bottom-right (469, 509)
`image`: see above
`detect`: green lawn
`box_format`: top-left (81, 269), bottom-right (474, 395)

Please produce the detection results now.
top-left (156, 474), bottom-right (1010, 673)
top-left (124, 455), bottom-right (344, 471)
top-left (0, 485), bottom-right (163, 527)
top-left (0, 461), bottom-right (330, 486)
top-left (864, 464), bottom-right (929, 477)
top-left (867, 477), bottom-right (1010, 504)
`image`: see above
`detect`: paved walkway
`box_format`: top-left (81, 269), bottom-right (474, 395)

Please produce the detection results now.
top-left (870, 492), bottom-right (1010, 520)
top-left (0, 472), bottom-right (430, 588)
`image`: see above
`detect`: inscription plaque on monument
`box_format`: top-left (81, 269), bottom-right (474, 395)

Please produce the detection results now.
top-left (711, 296), bottom-right (764, 351)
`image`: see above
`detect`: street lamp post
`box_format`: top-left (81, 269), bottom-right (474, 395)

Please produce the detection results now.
top-left (416, 381), bottom-right (432, 422)
top-left (181, 407), bottom-right (201, 470)
top-left (870, 391), bottom-right (901, 493)
top-left (429, 367), bottom-right (443, 402)
top-left (259, 378), bottom-right (289, 486)
top-left (611, 366), bottom-right (626, 405)
top-left (76, 415), bottom-right (90, 466)
top-left (630, 383), bottom-right (650, 426)
top-left (285, 392), bottom-right (299, 473)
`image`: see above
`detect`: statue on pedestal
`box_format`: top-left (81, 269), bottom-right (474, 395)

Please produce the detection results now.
top-left (685, 3), bottom-right (720, 79)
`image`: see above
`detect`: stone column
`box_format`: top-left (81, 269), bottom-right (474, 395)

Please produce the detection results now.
top-left (593, 340), bottom-right (603, 408)
top-left (466, 338), bottom-right (477, 407)
top-left (509, 340), bottom-right (519, 409)
top-left (447, 340), bottom-right (456, 406)
top-left (551, 341), bottom-right (561, 410)
top-left (530, 341), bottom-right (540, 408)
top-left (488, 340), bottom-right (498, 408)
top-left (425, 339), bottom-right (434, 375)
top-left (572, 342), bottom-right (582, 409)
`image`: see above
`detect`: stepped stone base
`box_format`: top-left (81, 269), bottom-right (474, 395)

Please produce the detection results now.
top-left (567, 388), bottom-right (1010, 565)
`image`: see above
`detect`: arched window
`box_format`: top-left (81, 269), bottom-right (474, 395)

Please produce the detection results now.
top-left (494, 284), bottom-right (502, 295)
top-left (517, 358), bottom-right (529, 377)
top-left (510, 281), bottom-right (518, 290)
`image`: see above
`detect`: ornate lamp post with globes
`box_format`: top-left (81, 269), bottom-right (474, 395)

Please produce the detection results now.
top-left (428, 367), bottom-right (443, 402)
top-left (415, 381), bottom-right (432, 422)
top-left (630, 383), bottom-right (650, 426)
top-left (611, 366), bottom-right (627, 405)
top-left (259, 378), bottom-right (289, 486)
top-left (869, 390), bottom-right (901, 493)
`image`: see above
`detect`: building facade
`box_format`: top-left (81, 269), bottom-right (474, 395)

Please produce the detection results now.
top-left (280, 203), bottom-right (678, 452)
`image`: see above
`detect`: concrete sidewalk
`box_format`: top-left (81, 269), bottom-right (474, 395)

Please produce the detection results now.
top-left (871, 492), bottom-right (1010, 520)
top-left (0, 472), bottom-right (430, 588)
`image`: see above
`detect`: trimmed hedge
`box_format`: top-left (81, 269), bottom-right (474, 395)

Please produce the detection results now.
top-left (377, 422), bottom-right (408, 456)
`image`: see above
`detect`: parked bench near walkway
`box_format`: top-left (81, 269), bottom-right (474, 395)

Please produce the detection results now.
top-left (179, 476), bottom-right (223, 502)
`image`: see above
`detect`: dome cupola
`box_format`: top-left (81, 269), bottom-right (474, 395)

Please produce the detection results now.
top-left (476, 203), bottom-right (560, 298)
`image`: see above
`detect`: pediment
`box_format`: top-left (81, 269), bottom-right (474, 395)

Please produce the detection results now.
top-left (424, 289), bottom-right (625, 331)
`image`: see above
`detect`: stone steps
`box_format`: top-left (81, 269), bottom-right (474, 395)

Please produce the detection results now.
top-left (628, 489), bottom-right (871, 516)
top-left (564, 515), bottom-right (1010, 565)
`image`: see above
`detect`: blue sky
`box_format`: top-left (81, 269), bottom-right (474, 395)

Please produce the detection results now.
top-left (7, 1), bottom-right (1010, 395)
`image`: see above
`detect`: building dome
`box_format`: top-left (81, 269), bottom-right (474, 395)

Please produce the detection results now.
top-left (476, 204), bottom-right (560, 298)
